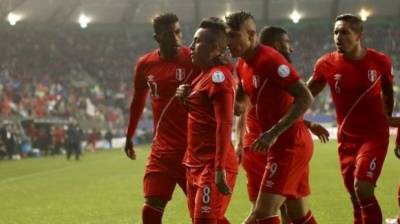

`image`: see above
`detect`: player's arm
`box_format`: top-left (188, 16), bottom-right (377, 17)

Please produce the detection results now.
top-left (213, 90), bottom-right (234, 195)
top-left (234, 83), bottom-right (250, 163)
top-left (125, 62), bottom-right (149, 160)
top-left (395, 127), bottom-right (400, 159)
top-left (304, 120), bottom-right (329, 143)
top-left (381, 80), bottom-right (393, 117)
top-left (253, 80), bottom-right (313, 151)
top-left (306, 78), bottom-right (326, 97)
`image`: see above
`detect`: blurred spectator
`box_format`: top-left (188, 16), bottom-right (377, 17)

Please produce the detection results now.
top-left (65, 121), bottom-right (83, 160)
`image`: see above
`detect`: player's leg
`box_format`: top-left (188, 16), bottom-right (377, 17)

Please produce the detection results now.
top-left (282, 128), bottom-right (315, 224)
top-left (285, 197), bottom-right (316, 224)
top-left (142, 172), bottom-right (173, 224)
top-left (192, 167), bottom-right (237, 224)
top-left (353, 136), bottom-right (388, 224)
top-left (397, 185), bottom-right (400, 224)
top-left (338, 140), bottom-right (362, 224)
top-left (243, 191), bottom-right (286, 224)
top-left (241, 149), bottom-right (269, 220)
top-left (66, 145), bottom-right (72, 160)
top-left (142, 155), bottom-right (181, 224)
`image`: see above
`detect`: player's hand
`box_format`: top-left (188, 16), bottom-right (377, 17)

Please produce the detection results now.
top-left (308, 122), bottom-right (329, 143)
top-left (215, 169), bottom-right (231, 195)
top-left (234, 102), bottom-right (245, 116)
top-left (235, 143), bottom-right (244, 164)
top-left (251, 130), bottom-right (278, 152)
top-left (387, 116), bottom-right (400, 126)
top-left (124, 137), bottom-right (136, 160)
top-left (395, 144), bottom-right (400, 159)
top-left (175, 84), bottom-right (191, 103)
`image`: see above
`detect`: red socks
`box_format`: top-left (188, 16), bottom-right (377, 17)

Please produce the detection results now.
top-left (217, 217), bottom-right (230, 224)
top-left (291, 210), bottom-right (317, 224)
top-left (352, 203), bottom-right (362, 224)
top-left (256, 215), bottom-right (280, 224)
top-left (142, 204), bottom-right (164, 224)
top-left (359, 197), bottom-right (382, 224)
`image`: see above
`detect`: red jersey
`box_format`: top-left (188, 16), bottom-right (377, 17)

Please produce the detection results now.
top-left (243, 107), bottom-right (262, 149)
top-left (185, 65), bottom-right (238, 172)
top-left (127, 47), bottom-right (199, 157)
top-left (312, 48), bottom-right (393, 138)
top-left (396, 127), bottom-right (400, 145)
top-left (236, 45), bottom-right (304, 148)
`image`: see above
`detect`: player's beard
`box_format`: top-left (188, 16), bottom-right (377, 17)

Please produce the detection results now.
top-left (283, 52), bottom-right (292, 63)
top-left (161, 45), bottom-right (179, 58)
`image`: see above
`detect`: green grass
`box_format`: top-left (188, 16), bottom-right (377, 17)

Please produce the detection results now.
top-left (0, 140), bottom-right (398, 224)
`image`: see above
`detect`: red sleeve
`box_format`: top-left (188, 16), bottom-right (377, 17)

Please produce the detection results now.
top-left (208, 68), bottom-right (234, 170)
top-left (126, 59), bottom-right (149, 139)
top-left (208, 69), bottom-right (233, 97)
top-left (311, 57), bottom-right (328, 84)
top-left (264, 54), bottom-right (299, 90)
top-left (212, 90), bottom-right (234, 170)
top-left (396, 127), bottom-right (400, 145)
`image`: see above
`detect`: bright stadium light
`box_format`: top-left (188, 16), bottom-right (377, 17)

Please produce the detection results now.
top-left (359, 8), bottom-right (370, 21)
top-left (79, 13), bottom-right (91, 28)
top-left (7, 13), bottom-right (22, 26)
top-left (289, 10), bottom-right (302, 23)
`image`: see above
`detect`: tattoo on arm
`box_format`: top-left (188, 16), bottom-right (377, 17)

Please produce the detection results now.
top-left (269, 80), bottom-right (313, 136)
top-left (306, 78), bottom-right (326, 97)
top-left (381, 81), bottom-right (394, 116)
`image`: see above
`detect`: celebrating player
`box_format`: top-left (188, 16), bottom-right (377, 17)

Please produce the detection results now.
top-left (124, 13), bottom-right (199, 224)
top-left (235, 25), bottom-right (329, 224)
top-left (226, 11), bottom-right (317, 224)
top-left (308, 14), bottom-right (394, 224)
top-left (176, 17), bottom-right (238, 224)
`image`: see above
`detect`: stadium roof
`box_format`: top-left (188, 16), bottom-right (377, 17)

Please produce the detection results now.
top-left (1, 0), bottom-right (399, 25)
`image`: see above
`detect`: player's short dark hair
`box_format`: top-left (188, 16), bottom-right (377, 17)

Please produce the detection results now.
top-left (198, 17), bottom-right (227, 48)
top-left (259, 26), bottom-right (287, 46)
top-left (335, 14), bottom-right (363, 34)
top-left (199, 17), bottom-right (227, 35)
top-left (153, 13), bottom-right (179, 34)
top-left (225, 11), bottom-right (254, 30)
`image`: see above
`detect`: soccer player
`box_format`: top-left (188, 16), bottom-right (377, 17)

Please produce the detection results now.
top-left (386, 118), bottom-right (400, 224)
top-left (176, 17), bottom-right (238, 224)
top-left (225, 11), bottom-right (317, 224)
top-left (234, 25), bottom-right (329, 224)
top-left (307, 14), bottom-right (394, 224)
top-left (124, 13), bottom-right (199, 224)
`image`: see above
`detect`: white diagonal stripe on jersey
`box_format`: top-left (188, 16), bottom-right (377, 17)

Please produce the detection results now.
top-left (338, 75), bottom-right (381, 137)
top-left (255, 78), bottom-right (269, 121)
top-left (153, 70), bottom-right (194, 142)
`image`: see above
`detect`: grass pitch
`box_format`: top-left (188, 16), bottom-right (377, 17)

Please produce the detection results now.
top-left (0, 140), bottom-right (398, 224)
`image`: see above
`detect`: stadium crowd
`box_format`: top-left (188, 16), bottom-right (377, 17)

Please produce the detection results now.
top-left (0, 20), bottom-right (399, 159)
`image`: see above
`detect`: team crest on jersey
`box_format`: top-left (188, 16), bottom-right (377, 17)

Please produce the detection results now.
top-left (252, 75), bottom-right (260, 88)
top-left (176, 68), bottom-right (186, 81)
top-left (367, 70), bottom-right (377, 82)
top-left (334, 73), bottom-right (342, 94)
top-left (277, 64), bottom-right (290, 78)
top-left (212, 71), bottom-right (225, 83)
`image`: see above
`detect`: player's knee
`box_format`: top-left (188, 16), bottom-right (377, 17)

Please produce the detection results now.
top-left (354, 179), bottom-right (375, 200)
top-left (145, 196), bottom-right (168, 209)
top-left (253, 205), bottom-right (279, 218)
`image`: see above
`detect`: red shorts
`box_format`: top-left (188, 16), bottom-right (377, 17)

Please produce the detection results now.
top-left (260, 126), bottom-right (313, 199)
top-left (186, 165), bottom-right (237, 220)
top-left (242, 148), bottom-right (268, 201)
top-left (338, 133), bottom-right (388, 192)
top-left (143, 153), bottom-right (186, 201)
